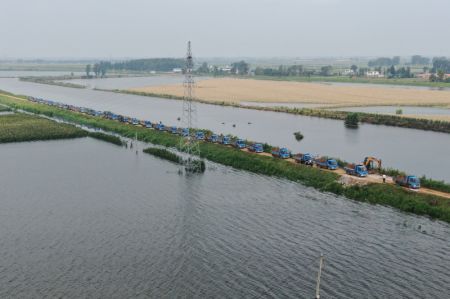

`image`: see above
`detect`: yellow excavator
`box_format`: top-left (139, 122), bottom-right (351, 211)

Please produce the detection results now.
top-left (363, 157), bottom-right (382, 173)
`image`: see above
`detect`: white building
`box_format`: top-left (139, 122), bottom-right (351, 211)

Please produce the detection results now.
top-left (220, 66), bottom-right (232, 73)
top-left (366, 71), bottom-right (384, 78)
top-left (343, 69), bottom-right (355, 76)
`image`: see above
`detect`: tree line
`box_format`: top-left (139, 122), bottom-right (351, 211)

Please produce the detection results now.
top-left (84, 58), bottom-right (185, 77)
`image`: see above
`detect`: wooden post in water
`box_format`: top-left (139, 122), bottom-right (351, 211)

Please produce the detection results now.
top-left (135, 132), bottom-right (138, 155)
top-left (315, 254), bottom-right (324, 299)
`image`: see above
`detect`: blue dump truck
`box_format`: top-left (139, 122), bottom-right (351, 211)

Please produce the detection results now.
top-left (248, 143), bottom-right (264, 153)
top-left (395, 175), bottom-right (421, 189)
top-left (195, 131), bottom-right (205, 140)
top-left (344, 164), bottom-right (368, 177)
top-left (207, 134), bottom-right (218, 143)
top-left (131, 118), bottom-right (140, 125)
top-left (144, 120), bottom-right (152, 128)
top-left (170, 126), bottom-right (178, 134)
top-left (294, 153), bottom-right (314, 166)
top-left (271, 147), bottom-right (291, 159)
top-left (181, 128), bottom-right (189, 137)
top-left (156, 122), bottom-right (165, 131)
top-left (219, 135), bottom-right (231, 145)
top-left (235, 139), bottom-right (246, 149)
top-left (314, 157), bottom-right (338, 170)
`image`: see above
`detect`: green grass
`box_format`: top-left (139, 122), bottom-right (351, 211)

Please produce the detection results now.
top-left (88, 132), bottom-right (124, 146)
top-left (0, 113), bottom-right (87, 143)
top-left (143, 147), bottom-right (182, 164)
top-left (1, 93), bottom-right (449, 223)
top-left (20, 77), bottom-right (86, 89)
top-left (420, 176), bottom-right (450, 193)
top-left (143, 147), bottom-right (206, 172)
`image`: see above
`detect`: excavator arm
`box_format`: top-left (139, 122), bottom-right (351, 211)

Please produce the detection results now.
top-left (363, 156), bottom-right (382, 173)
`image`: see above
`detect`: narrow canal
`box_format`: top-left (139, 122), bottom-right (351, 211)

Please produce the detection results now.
top-left (1, 77), bottom-right (450, 182)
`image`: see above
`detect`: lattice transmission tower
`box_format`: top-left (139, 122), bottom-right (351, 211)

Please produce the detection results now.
top-left (180, 41), bottom-right (201, 172)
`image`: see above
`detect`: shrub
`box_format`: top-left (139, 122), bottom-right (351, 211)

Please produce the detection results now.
top-left (345, 113), bottom-right (359, 128)
top-left (294, 131), bottom-right (304, 141)
top-left (420, 176), bottom-right (450, 193)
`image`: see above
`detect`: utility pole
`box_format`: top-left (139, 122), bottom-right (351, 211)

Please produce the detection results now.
top-left (180, 41), bottom-right (201, 172)
top-left (315, 254), bottom-right (324, 299)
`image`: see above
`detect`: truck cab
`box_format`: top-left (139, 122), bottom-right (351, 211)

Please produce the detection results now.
top-left (326, 159), bottom-right (338, 170)
top-left (131, 118), bottom-right (139, 125)
top-left (207, 134), bottom-right (218, 143)
top-left (181, 128), bottom-right (189, 137)
top-left (354, 164), bottom-right (368, 177)
top-left (195, 131), bottom-right (205, 140)
top-left (156, 122), bottom-right (165, 131)
top-left (345, 164), bottom-right (368, 177)
top-left (235, 139), bottom-right (246, 149)
top-left (144, 120), bottom-right (152, 128)
top-left (171, 126), bottom-right (178, 134)
top-left (221, 136), bottom-right (231, 145)
top-left (249, 143), bottom-right (264, 153)
top-left (295, 153), bottom-right (314, 165)
top-left (315, 158), bottom-right (338, 170)
top-left (272, 147), bottom-right (291, 159)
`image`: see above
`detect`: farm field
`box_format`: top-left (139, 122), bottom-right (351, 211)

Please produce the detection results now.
top-left (130, 77), bottom-right (450, 107)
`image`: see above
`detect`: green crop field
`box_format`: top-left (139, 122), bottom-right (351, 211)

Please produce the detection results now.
top-left (0, 113), bottom-right (87, 143)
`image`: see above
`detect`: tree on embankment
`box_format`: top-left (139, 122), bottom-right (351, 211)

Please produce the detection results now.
top-left (345, 113), bottom-right (359, 128)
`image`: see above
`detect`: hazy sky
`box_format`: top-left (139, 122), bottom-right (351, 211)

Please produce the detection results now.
top-left (0, 0), bottom-right (448, 58)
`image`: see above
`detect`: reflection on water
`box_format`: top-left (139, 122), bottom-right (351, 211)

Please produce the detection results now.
top-left (0, 77), bottom-right (449, 182)
top-left (0, 138), bottom-right (449, 298)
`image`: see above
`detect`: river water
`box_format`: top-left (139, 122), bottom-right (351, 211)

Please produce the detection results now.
top-left (1, 77), bottom-right (449, 182)
top-left (0, 71), bottom-right (84, 78)
top-left (58, 75), bottom-right (186, 90)
top-left (0, 138), bottom-right (449, 298)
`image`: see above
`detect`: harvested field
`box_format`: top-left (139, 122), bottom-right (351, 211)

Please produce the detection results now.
top-left (130, 78), bottom-right (450, 107)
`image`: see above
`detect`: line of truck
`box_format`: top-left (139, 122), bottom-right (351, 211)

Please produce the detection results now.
top-left (26, 96), bottom-right (423, 190)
